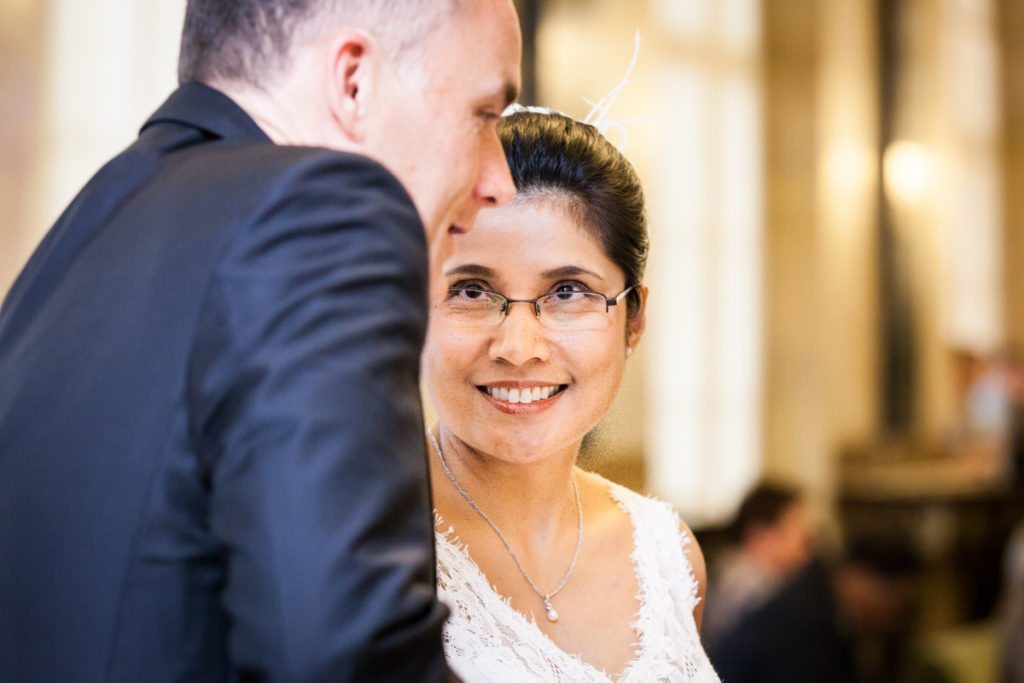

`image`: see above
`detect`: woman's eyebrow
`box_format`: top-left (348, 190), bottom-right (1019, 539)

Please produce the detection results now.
top-left (444, 264), bottom-right (496, 278)
top-left (541, 266), bottom-right (604, 281)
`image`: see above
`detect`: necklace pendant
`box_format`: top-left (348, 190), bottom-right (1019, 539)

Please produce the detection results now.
top-left (543, 596), bottom-right (559, 622)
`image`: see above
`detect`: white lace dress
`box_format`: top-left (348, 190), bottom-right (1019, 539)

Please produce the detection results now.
top-left (435, 479), bottom-right (721, 682)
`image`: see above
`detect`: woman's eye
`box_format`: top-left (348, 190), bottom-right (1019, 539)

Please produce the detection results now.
top-left (553, 282), bottom-right (586, 292)
top-left (447, 282), bottom-right (489, 300)
top-left (550, 282), bottom-right (590, 301)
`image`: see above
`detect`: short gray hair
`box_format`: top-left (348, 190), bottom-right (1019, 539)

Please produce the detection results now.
top-left (178, 0), bottom-right (459, 87)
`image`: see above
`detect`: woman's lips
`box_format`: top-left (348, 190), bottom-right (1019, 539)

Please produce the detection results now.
top-left (476, 384), bottom-right (568, 415)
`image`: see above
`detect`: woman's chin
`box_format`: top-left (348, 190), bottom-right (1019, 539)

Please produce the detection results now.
top-left (457, 427), bottom-right (578, 465)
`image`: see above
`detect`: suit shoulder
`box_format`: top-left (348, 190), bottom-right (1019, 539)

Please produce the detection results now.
top-left (244, 147), bottom-right (424, 243)
top-left (182, 143), bottom-right (415, 212)
top-left (161, 142), bottom-right (426, 261)
top-left (204, 145), bottom-right (428, 284)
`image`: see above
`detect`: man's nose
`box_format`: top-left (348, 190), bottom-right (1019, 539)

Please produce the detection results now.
top-left (488, 303), bottom-right (549, 365)
top-left (474, 133), bottom-right (516, 208)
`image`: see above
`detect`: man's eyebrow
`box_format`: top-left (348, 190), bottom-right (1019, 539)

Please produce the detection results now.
top-left (444, 264), bottom-right (497, 278)
top-left (541, 266), bottom-right (604, 281)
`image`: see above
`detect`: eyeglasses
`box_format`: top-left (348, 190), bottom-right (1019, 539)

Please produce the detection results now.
top-left (438, 285), bottom-right (635, 330)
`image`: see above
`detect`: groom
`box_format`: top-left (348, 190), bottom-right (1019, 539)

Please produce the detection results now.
top-left (0, 1), bottom-right (520, 681)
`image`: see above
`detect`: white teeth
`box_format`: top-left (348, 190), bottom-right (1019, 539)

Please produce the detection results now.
top-left (484, 385), bottom-right (562, 403)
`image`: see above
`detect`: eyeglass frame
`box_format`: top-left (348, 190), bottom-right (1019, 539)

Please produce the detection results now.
top-left (439, 284), bottom-right (637, 328)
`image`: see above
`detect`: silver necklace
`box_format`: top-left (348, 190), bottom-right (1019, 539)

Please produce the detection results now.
top-left (428, 428), bottom-right (583, 623)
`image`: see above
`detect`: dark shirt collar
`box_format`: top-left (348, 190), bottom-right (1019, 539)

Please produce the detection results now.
top-left (141, 82), bottom-right (271, 143)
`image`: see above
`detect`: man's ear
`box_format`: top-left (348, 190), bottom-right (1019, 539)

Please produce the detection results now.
top-left (626, 285), bottom-right (648, 351)
top-left (325, 29), bottom-right (375, 143)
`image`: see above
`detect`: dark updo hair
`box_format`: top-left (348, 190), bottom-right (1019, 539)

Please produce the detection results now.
top-left (498, 111), bottom-right (649, 314)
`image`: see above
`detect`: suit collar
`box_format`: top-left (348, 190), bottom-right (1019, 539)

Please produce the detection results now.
top-left (141, 82), bottom-right (271, 143)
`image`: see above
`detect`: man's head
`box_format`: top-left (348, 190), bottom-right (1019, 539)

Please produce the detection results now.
top-left (178, 0), bottom-right (522, 243)
top-left (734, 483), bottom-right (814, 577)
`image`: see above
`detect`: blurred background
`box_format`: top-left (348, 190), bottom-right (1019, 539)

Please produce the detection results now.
top-left (2, 0), bottom-right (1022, 680)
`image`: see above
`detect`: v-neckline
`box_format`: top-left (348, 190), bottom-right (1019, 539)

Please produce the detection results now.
top-left (434, 479), bottom-right (653, 682)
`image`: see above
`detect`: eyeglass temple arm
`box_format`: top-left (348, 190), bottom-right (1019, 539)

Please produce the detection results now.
top-left (605, 285), bottom-right (636, 310)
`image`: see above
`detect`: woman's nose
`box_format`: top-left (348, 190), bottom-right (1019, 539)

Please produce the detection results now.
top-left (488, 303), bottom-right (550, 365)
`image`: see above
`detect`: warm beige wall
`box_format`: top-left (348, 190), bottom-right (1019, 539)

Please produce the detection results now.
top-left (0, 1), bottom-right (183, 302)
top-left (0, 0), bottom-right (45, 298)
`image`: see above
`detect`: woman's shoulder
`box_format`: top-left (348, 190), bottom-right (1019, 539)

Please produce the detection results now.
top-left (580, 470), bottom-right (708, 610)
top-left (579, 470), bottom-right (686, 534)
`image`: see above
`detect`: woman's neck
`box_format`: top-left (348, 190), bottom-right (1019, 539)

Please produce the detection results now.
top-left (429, 424), bottom-right (581, 544)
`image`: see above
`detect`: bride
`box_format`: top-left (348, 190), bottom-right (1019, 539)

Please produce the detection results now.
top-left (422, 108), bottom-right (719, 682)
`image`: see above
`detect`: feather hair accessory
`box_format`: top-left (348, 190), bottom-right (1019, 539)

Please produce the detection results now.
top-left (582, 30), bottom-right (643, 151)
top-left (502, 31), bottom-right (644, 152)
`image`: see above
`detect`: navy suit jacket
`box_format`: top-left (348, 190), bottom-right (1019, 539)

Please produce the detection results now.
top-left (710, 560), bottom-right (859, 683)
top-left (0, 84), bottom-right (450, 682)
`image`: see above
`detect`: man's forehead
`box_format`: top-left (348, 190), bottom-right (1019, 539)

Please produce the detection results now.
top-left (450, 0), bottom-right (522, 68)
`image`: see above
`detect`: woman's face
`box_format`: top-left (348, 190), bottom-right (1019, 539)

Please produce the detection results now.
top-left (423, 194), bottom-right (646, 462)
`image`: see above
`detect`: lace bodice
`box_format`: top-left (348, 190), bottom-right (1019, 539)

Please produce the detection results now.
top-left (435, 478), bottom-right (720, 682)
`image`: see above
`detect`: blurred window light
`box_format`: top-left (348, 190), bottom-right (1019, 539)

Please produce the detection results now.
top-left (651, 0), bottom-right (711, 42)
top-left (720, 0), bottom-right (761, 55)
top-left (945, 159), bottom-right (1001, 351)
top-left (936, 0), bottom-right (1002, 352)
top-left (883, 140), bottom-right (936, 206)
top-left (950, 22), bottom-right (998, 139)
top-left (646, 1), bottom-right (763, 526)
top-left (824, 140), bottom-right (875, 206)
top-left (647, 66), bottom-right (712, 523)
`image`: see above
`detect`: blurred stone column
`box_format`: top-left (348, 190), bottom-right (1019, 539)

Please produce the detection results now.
top-left (881, 0), bottom-right (1004, 438)
top-left (817, 0), bottom-right (881, 460)
top-left (1001, 0), bottom-right (1024, 352)
top-left (761, 0), bottom-right (828, 493)
top-left (761, 0), bottom-right (880, 504)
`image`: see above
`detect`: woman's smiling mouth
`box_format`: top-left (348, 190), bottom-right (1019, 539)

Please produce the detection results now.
top-left (476, 383), bottom-right (569, 413)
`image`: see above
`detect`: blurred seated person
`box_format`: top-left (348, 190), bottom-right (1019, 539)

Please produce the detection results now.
top-left (711, 532), bottom-right (923, 683)
top-left (950, 347), bottom-right (1023, 441)
top-left (950, 347), bottom-right (1024, 489)
top-left (702, 483), bottom-right (813, 649)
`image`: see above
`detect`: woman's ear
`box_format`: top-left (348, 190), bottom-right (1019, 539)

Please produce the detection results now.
top-left (325, 29), bottom-right (375, 143)
top-left (626, 285), bottom-right (648, 352)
